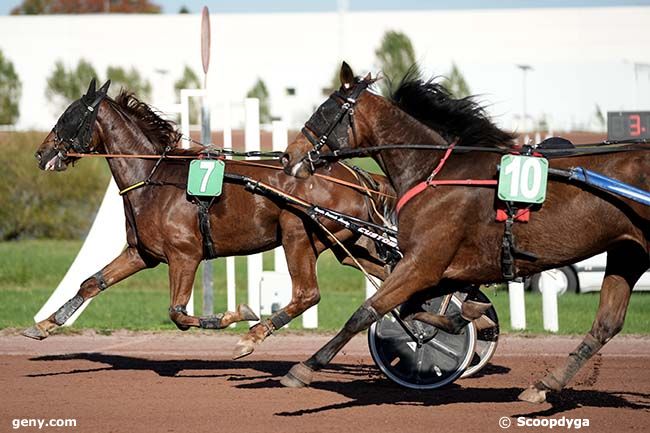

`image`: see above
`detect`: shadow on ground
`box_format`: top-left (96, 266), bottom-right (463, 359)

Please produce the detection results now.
top-left (29, 353), bottom-right (650, 417)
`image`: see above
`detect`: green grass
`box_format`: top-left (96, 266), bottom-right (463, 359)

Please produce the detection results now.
top-left (1, 240), bottom-right (649, 334)
top-left (0, 240), bottom-right (366, 331)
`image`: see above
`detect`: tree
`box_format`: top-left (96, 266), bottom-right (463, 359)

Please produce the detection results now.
top-left (45, 59), bottom-right (99, 110)
top-left (246, 78), bottom-right (271, 124)
top-left (0, 50), bottom-right (22, 125)
top-left (442, 62), bottom-right (471, 99)
top-left (174, 65), bottom-right (201, 124)
top-left (106, 66), bottom-right (151, 99)
top-left (179, 5), bottom-right (190, 14)
top-left (375, 30), bottom-right (419, 96)
top-left (11, 0), bottom-right (162, 14)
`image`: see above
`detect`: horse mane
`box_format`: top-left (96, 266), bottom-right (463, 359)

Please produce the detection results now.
top-left (111, 91), bottom-right (182, 151)
top-left (388, 69), bottom-right (516, 148)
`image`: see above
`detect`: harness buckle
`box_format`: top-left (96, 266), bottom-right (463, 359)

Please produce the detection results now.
top-left (307, 149), bottom-right (321, 163)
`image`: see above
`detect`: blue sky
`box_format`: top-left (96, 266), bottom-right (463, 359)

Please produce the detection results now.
top-left (2, 0), bottom-right (650, 15)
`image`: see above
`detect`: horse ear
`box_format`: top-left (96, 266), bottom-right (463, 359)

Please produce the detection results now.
top-left (98, 80), bottom-right (111, 95)
top-left (363, 72), bottom-right (372, 82)
top-left (340, 61), bottom-right (355, 89)
top-left (86, 78), bottom-right (97, 97)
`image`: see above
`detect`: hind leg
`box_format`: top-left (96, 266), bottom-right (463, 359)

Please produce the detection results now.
top-left (233, 224), bottom-right (324, 359)
top-left (281, 252), bottom-right (446, 387)
top-left (23, 247), bottom-right (152, 340)
top-left (167, 255), bottom-right (258, 331)
top-left (519, 245), bottom-right (647, 403)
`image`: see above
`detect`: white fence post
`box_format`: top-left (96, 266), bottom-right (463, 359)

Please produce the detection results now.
top-left (539, 271), bottom-right (560, 332)
top-left (222, 102), bottom-right (238, 325)
top-left (508, 280), bottom-right (527, 330)
top-left (245, 98), bottom-right (263, 325)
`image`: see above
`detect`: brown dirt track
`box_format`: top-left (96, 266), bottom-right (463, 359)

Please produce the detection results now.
top-left (1, 332), bottom-right (648, 433)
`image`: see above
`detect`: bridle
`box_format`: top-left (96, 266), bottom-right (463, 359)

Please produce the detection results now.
top-left (300, 79), bottom-right (370, 171)
top-left (51, 92), bottom-right (107, 155)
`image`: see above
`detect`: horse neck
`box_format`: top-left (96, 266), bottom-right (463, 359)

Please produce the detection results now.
top-left (361, 94), bottom-right (449, 196)
top-left (96, 102), bottom-right (159, 191)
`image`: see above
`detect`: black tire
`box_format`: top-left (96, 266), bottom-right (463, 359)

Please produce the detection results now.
top-left (460, 290), bottom-right (499, 378)
top-left (368, 295), bottom-right (476, 390)
top-left (530, 267), bottom-right (578, 295)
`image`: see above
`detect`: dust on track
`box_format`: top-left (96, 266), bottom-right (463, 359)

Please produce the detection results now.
top-left (1, 333), bottom-right (648, 433)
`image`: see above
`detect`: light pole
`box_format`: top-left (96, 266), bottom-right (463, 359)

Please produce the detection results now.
top-left (633, 62), bottom-right (650, 108)
top-left (516, 64), bottom-right (533, 131)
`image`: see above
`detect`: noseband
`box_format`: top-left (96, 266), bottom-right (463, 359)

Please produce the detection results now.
top-left (301, 80), bottom-right (369, 169)
top-left (52, 92), bottom-right (107, 155)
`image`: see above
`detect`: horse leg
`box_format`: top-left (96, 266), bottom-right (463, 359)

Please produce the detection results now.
top-left (23, 247), bottom-right (152, 340)
top-left (519, 246), bottom-right (647, 403)
top-left (233, 233), bottom-right (321, 359)
top-left (167, 257), bottom-right (258, 331)
top-left (281, 257), bottom-right (440, 387)
top-left (408, 297), bottom-right (494, 334)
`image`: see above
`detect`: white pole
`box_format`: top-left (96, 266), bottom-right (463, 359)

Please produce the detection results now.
top-left (223, 102), bottom-right (237, 326)
top-left (272, 120), bottom-right (290, 274)
top-left (180, 88), bottom-right (206, 315)
top-left (539, 271), bottom-right (560, 332)
top-left (366, 276), bottom-right (380, 299)
top-left (508, 280), bottom-right (526, 330)
top-left (245, 98), bottom-right (263, 324)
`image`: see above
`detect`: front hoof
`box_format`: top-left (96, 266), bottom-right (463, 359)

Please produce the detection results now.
top-left (280, 362), bottom-right (313, 388)
top-left (237, 304), bottom-right (259, 322)
top-left (22, 324), bottom-right (49, 340)
top-left (518, 385), bottom-right (548, 404)
top-left (232, 339), bottom-right (255, 360)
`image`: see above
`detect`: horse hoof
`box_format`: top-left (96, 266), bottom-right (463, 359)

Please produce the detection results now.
top-left (518, 386), bottom-right (548, 404)
top-left (280, 363), bottom-right (313, 388)
top-left (22, 325), bottom-right (49, 340)
top-left (232, 340), bottom-right (255, 360)
top-left (237, 304), bottom-right (259, 322)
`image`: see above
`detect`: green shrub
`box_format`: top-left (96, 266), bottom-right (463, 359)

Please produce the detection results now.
top-left (0, 132), bottom-right (110, 240)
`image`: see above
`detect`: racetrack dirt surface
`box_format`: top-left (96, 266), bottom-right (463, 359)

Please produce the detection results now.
top-left (1, 332), bottom-right (648, 433)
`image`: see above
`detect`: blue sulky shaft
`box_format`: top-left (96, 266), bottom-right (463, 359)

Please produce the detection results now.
top-left (567, 167), bottom-right (650, 207)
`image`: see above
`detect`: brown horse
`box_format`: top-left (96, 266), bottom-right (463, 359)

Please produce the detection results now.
top-left (26, 79), bottom-right (394, 359)
top-left (280, 63), bottom-right (649, 403)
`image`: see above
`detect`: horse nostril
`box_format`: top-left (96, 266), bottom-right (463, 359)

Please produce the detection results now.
top-left (280, 153), bottom-right (291, 167)
top-left (35, 151), bottom-right (42, 161)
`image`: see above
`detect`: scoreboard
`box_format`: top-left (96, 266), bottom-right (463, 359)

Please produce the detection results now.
top-left (607, 111), bottom-right (650, 141)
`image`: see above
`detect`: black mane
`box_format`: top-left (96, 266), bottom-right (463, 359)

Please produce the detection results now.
top-left (389, 70), bottom-right (516, 147)
top-left (110, 91), bottom-right (181, 151)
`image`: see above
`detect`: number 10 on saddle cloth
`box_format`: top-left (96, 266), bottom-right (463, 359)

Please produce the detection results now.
top-left (498, 154), bottom-right (549, 204)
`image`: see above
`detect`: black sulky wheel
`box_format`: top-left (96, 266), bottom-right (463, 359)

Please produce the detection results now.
top-left (460, 290), bottom-right (500, 378)
top-left (368, 294), bottom-right (476, 390)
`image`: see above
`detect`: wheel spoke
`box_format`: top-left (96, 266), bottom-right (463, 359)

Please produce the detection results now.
top-left (428, 338), bottom-right (461, 360)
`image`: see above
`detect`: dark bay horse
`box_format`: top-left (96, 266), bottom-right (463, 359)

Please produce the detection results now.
top-left (27, 79), bottom-right (393, 359)
top-left (281, 63), bottom-right (649, 403)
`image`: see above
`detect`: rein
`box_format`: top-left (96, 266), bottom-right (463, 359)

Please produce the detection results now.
top-left (314, 139), bottom-right (650, 162)
top-left (65, 152), bottom-right (395, 199)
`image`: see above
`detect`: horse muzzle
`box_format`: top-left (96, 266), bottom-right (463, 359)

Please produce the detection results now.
top-left (37, 149), bottom-right (68, 171)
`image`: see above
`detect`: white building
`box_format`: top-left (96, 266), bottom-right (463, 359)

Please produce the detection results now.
top-left (0, 6), bottom-right (649, 131)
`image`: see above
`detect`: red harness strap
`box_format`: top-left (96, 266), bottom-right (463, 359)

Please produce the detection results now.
top-left (396, 141), bottom-right (456, 214)
top-left (395, 141), bottom-right (499, 214)
top-left (495, 207), bottom-right (530, 222)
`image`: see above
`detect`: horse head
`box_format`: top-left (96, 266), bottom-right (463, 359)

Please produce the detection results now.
top-left (36, 79), bottom-right (111, 171)
top-left (281, 62), bottom-right (377, 178)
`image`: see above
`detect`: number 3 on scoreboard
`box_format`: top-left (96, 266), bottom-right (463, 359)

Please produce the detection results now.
top-left (497, 155), bottom-right (549, 204)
